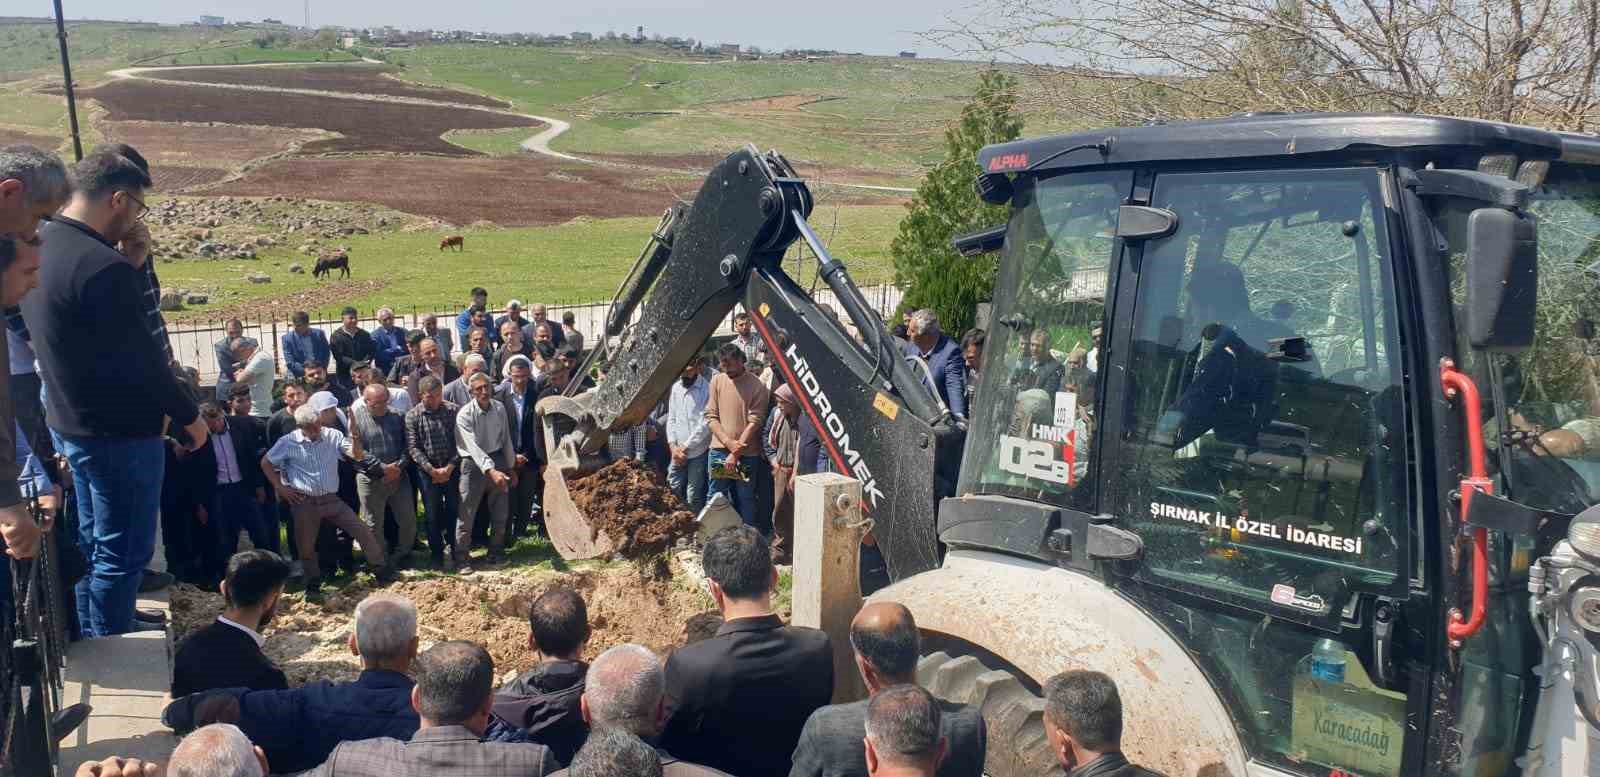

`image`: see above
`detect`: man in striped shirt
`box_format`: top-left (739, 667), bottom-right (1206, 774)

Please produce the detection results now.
top-left (262, 405), bottom-right (395, 601)
top-left (349, 384), bottom-right (416, 569)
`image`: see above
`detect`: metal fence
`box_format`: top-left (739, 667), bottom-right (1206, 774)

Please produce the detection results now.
top-left (167, 284), bottom-right (905, 384)
top-left (1, 505), bottom-right (72, 777)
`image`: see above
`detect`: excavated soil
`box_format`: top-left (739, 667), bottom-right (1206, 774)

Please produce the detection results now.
top-left (568, 460), bottom-right (696, 560)
top-left (170, 564), bottom-right (714, 686)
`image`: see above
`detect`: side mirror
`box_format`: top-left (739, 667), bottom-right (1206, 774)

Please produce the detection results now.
top-left (1465, 207), bottom-right (1537, 351)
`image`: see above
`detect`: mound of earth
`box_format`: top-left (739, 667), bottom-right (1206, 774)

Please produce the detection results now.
top-left (170, 563), bottom-right (716, 686)
top-left (568, 459), bottom-right (696, 560)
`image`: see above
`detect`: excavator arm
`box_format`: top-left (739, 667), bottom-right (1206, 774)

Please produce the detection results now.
top-left (540, 146), bottom-right (960, 579)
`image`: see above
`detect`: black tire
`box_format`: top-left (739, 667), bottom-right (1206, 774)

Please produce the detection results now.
top-left (918, 651), bottom-right (1063, 777)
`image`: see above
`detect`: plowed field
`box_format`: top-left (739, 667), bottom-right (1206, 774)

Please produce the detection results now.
top-left (208, 155), bottom-right (691, 225)
top-left (81, 78), bottom-right (539, 156)
top-left (151, 64), bottom-right (508, 108)
top-left (97, 120), bottom-right (328, 165)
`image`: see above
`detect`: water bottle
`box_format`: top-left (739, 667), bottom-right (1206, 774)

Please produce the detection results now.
top-left (1310, 638), bottom-right (1347, 684)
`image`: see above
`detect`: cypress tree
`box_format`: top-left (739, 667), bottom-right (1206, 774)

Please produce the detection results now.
top-left (890, 69), bottom-right (1024, 335)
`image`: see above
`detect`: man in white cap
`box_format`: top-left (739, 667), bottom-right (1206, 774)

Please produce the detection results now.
top-left (261, 404), bottom-right (395, 601)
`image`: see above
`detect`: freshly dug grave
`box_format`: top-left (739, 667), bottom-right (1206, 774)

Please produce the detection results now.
top-left (170, 563), bottom-right (715, 686)
top-left (567, 459), bottom-right (696, 560)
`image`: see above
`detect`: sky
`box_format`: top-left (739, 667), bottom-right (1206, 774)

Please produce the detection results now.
top-left (35, 0), bottom-right (990, 57)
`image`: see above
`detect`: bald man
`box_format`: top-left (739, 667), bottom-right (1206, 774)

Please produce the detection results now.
top-left (789, 603), bottom-right (986, 777)
top-left (168, 723), bottom-right (269, 777)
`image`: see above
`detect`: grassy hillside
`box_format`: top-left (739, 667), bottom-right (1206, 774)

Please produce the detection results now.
top-left (389, 44), bottom-right (1058, 180)
top-left (0, 20), bottom-right (350, 82)
top-left (158, 203), bottom-right (905, 321)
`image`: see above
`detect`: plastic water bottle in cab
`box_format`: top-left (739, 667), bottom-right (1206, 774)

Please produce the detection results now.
top-left (1310, 637), bottom-right (1347, 683)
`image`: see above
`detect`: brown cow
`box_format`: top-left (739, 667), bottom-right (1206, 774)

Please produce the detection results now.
top-left (440, 235), bottom-right (465, 252)
top-left (313, 248), bottom-right (350, 279)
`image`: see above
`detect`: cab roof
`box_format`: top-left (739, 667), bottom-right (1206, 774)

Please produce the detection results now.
top-left (979, 112), bottom-right (1600, 174)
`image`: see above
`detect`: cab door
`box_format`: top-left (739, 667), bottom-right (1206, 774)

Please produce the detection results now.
top-left (1098, 166), bottom-right (1423, 777)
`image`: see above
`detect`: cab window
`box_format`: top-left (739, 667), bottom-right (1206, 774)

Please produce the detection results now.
top-left (957, 170), bottom-right (1125, 508)
top-left (1108, 167), bottom-right (1411, 777)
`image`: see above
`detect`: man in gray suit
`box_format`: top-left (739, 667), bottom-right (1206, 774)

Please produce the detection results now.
top-left (789, 602), bottom-right (986, 777)
top-left (310, 641), bottom-right (556, 777)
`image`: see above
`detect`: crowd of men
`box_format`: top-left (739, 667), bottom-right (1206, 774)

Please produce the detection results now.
top-left (2, 140), bottom-right (1160, 777)
top-left (0, 139), bottom-right (991, 638)
top-left (128, 526), bottom-right (1163, 777)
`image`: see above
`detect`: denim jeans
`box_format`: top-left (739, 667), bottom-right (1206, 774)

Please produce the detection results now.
top-left (667, 452), bottom-right (709, 513)
top-left (58, 434), bottom-right (164, 637)
top-left (707, 450), bottom-right (768, 533)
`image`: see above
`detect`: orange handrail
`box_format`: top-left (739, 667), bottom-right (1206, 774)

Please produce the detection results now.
top-left (1440, 359), bottom-right (1490, 647)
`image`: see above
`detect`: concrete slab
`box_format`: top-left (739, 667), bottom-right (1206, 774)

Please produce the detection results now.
top-left (56, 588), bottom-right (177, 773)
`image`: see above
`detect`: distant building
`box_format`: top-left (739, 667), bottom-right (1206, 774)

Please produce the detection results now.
top-left (719, 43), bottom-right (740, 54)
top-left (341, 35), bottom-right (358, 49)
top-left (262, 17), bottom-right (283, 24)
top-left (572, 32), bottom-right (593, 42)
top-left (899, 50), bottom-right (917, 58)
top-left (199, 15), bottom-right (225, 26)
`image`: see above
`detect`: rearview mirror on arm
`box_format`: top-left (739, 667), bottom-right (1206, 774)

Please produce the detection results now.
top-left (1465, 207), bottom-right (1537, 352)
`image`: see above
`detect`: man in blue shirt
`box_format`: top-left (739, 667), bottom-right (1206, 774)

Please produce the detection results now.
top-left (455, 287), bottom-right (488, 344)
top-left (903, 309), bottom-right (966, 422)
top-left (370, 307), bottom-right (408, 377)
top-left (281, 310), bottom-right (331, 380)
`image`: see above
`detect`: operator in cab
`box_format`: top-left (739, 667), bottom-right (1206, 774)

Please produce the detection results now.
top-left (1156, 262), bottom-right (1298, 449)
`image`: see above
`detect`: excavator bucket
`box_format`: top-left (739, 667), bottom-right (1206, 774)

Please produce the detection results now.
top-left (536, 392), bottom-right (616, 560)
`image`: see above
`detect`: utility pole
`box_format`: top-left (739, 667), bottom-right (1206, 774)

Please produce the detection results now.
top-left (52, 0), bottom-right (84, 161)
top-left (305, 0), bottom-right (311, 30)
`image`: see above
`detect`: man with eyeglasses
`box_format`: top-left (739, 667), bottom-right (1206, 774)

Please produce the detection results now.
top-left (23, 144), bottom-right (208, 636)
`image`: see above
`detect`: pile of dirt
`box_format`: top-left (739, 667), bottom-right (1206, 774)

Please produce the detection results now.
top-left (171, 564), bottom-right (715, 686)
top-left (568, 460), bottom-right (697, 560)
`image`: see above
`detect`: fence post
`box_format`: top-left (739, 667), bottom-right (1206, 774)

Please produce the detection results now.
top-left (270, 319), bottom-right (281, 374)
top-left (790, 472), bottom-right (868, 704)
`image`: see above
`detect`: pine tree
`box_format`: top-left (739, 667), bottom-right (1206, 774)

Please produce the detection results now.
top-left (890, 69), bottom-right (1023, 335)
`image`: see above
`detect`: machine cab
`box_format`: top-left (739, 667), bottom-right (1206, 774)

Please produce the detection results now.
top-left (949, 114), bottom-right (1600, 777)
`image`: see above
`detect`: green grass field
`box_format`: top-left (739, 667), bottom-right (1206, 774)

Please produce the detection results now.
top-left (389, 44), bottom-right (1043, 179)
top-left (159, 203), bottom-right (905, 321)
top-left (160, 46), bottom-right (359, 67)
top-left (0, 20), bottom-right (350, 82)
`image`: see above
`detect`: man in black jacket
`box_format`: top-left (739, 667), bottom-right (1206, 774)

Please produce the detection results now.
top-left (790, 602), bottom-right (985, 777)
top-left (1044, 671), bottom-right (1164, 777)
top-left (493, 587), bottom-right (589, 765)
top-left (496, 355), bottom-right (539, 538)
top-left (193, 402), bottom-right (275, 570)
top-left (171, 549), bottom-right (291, 698)
top-left (661, 525), bottom-right (833, 777)
top-left (330, 307), bottom-right (374, 392)
top-left (23, 145), bottom-right (207, 636)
